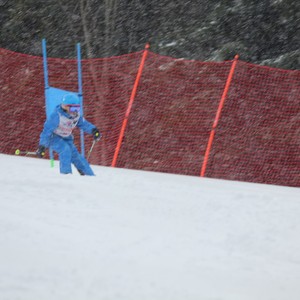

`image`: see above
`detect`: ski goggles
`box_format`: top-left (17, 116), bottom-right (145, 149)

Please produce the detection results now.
top-left (66, 104), bottom-right (81, 113)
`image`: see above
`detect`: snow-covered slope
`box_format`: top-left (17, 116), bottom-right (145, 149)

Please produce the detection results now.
top-left (0, 154), bottom-right (299, 300)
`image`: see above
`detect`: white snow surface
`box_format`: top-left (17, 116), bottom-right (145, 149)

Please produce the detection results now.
top-left (0, 154), bottom-right (300, 300)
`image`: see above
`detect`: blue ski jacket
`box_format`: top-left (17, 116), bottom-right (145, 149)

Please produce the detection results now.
top-left (39, 105), bottom-right (96, 148)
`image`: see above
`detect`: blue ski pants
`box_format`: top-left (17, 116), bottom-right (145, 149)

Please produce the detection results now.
top-left (51, 135), bottom-right (95, 176)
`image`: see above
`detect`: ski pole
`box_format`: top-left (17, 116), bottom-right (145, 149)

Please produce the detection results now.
top-left (15, 149), bottom-right (37, 156)
top-left (87, 140), bottom-right (96, 160)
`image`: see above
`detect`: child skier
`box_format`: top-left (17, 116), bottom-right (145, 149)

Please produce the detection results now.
top-left (37, 93), bottom-right (101, 175)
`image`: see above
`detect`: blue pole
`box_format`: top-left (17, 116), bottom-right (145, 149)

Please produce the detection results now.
top-left (42, 39), bottom-right (54, 167)
top-left (42, 39), bottom-right (49, 89)
top-left (77, 43), bottom-right (85, 157)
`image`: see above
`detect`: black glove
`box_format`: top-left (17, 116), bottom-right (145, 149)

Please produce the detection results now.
top-left (92, 128), bottom-right (102, 141)
top-left (36, 145), bottom-right (46, 158)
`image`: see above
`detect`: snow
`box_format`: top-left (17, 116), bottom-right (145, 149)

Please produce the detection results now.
top-left (0, 153), bottom-right (300, 300)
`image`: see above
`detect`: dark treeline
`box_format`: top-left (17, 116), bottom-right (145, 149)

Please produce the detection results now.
top-left (0, 0), bottom-right (299, 69)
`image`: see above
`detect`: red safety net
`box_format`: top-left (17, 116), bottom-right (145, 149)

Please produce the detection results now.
top-left (206, 61), bottom-right (300, 186)
top-left (0, 47), bottom-right (299, 187)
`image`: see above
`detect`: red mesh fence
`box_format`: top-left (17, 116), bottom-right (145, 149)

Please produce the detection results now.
top-left (0, 47), bottom-right (299, 187)
top-left (116, 52), bottom-right (232, 176)
top-left (0, 50), bottom-right (45, 156)
top-left (207, 61), bottom-right (300, 186)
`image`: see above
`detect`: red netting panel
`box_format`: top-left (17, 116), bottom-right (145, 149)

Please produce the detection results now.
top-left (0, 49), bottom-right (45, 155)
top-left (206, 61), bottom-right (300, 187)
top-left (80, 52), bottom-right (142, 166)
top-left (116, 52), bottom-right (232, 175)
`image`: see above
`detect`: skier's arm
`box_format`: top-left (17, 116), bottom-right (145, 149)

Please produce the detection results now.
top-left (76, 116), bottom-right (97, 134)
top-left (39, 112), bottom-right (60, 148)
top-left (77, 116), bottom-right (102, 141)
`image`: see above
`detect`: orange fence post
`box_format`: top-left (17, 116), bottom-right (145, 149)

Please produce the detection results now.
top-left (111, 43), bottom-right (150, 167)
top-left (200, 55), bottom-right (239, 177)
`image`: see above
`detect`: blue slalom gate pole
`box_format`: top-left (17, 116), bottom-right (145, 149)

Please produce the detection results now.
top-left (42, 39), bottom-right (49, 89)
top-left (42, 38), bottom-right (55, 168)
top-left (77, 43), bottom-right (85, 157)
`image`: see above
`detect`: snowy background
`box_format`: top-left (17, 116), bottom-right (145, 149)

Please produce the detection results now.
top-left (1, 153), bottom-right (300, 300)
